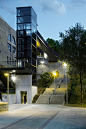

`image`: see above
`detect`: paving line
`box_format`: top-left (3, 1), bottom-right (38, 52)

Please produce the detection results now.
top-left (0, 112), bottom-right (37, 129)
top-left (38, 111), bottom-right (59, 129)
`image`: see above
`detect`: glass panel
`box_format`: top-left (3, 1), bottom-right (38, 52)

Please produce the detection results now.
top-left (24, 23), bottom-right (31, 30)
top-left (32, 38), bottom-right (36, 46)
top-left (13, 46), bottom-right (16, 53)
top-left (32, 25), bottom-right (36, 34)
top-left (22, 45), bottom-right (24, 51)
top-left (31, 8), bottom-right (37, 22)
top-left (18, 45), bottom-right (21, 51)
top-left (18, 31), bottom-right (24, 37)
top-left (18, 30), bottom-right (31, 37)
top-left (26, 30), bottom-right (31, 36)
top-left (11, 36), bottom-right (16, 45)
top-left (8, 43), bottom-right (11, 52)
top-left (18, 24), bottom-right (23, 30)
top-left (17, 8), bottom-right (31, 16)
top-left (18, 16), bottom-right (31, 23)
top-left (32, 18), bottom-right (36, 27)
top-left (18, 52), bottom-right (21, 57)
top-left (21, 52), bottom-right (24, 57)
top-left (8, 34), bottom-right (11, 41)
top-left (18, 38), bottom-right (24, 44)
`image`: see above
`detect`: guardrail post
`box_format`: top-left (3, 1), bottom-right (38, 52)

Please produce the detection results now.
top-left (49, 98), bottom-right (50, 104)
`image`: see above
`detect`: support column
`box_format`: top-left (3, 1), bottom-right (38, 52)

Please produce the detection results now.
top-left (16, 75), bottom-right (32, 104)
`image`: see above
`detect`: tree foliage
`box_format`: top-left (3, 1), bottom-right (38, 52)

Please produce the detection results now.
top-left (37, 72), bottom-right (54, 88)
top-left (46, 38), bottom-right (61, 54)
top-left (59, 23), bottom-right (86, 104)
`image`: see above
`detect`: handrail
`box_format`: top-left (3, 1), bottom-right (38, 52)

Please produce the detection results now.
top-left (49, 92), bottom-right (53, 104)
top-left (48, 77), bottom-right (64, 104)
top-left (48, 83), bottom-right (60, 104)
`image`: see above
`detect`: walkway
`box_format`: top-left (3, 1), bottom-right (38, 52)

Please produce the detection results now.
top-left (0, 104), bottom-right (86, 129)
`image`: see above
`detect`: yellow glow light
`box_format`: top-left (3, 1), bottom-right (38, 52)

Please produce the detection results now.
top-left (37, 41), bottom-right (40, 47)
top-left (63, 63), bottom-right (67, 67)
top-left (53, 72), bottom-right (56, 76)
top-left (4, 73), bottom-right (9, 76)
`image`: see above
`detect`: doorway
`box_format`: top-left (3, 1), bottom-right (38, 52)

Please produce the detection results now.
top-left (21, 91), bottom-right (27, 104)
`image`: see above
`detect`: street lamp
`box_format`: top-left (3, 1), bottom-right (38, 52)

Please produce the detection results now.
top-left (53, 72), bottom-right (56, 95)
top-left (4, 73), bottom-right (9, 111)
top-left (63, 63), bottom-right (68, 104)
top-left (63, 63), bottom-right (67, 77)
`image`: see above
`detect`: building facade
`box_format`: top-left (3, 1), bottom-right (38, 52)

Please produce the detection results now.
top-left (0, 6), bottom-right (64, 104)
top-left (0, 16), bottom-right (16, 63)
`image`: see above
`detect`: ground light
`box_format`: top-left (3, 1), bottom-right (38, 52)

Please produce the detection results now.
top-left (4, 73), bottom-right (9, 111)
top-left (53, 72), bottom-right (56, 95)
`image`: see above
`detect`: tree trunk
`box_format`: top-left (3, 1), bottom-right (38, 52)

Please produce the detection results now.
top-left (80, 72), bottom-right (83, 105)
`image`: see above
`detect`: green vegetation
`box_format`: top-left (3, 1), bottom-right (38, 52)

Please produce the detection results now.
top-left (32, 71), bottom-right (59, 103)
top-left (59, 23), bottom-right (86, 105)
top-left (32, 88), bottom-right (46, 103)
top-left (46, 38), bottom-right (61, 54)
top-left (68, 74), bottom-right (86, 104)
top-left (37, 72), bottom-right (54, 88)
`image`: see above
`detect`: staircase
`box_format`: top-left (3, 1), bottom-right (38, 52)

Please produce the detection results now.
top-left (36, 88), bottom-right (54, 104)
top-left (36, 76), bottom-right (67, 104)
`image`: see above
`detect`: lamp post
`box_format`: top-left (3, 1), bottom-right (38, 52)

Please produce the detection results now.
top-left (4, 73), bottom-right (9, 111)
top-left (53, 72), bottom-right (56, 95)
top-left (63, 63), bottom-right (68, 104)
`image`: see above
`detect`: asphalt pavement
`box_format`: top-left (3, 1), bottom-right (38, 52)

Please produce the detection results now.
top-left (0, 104), bottom-right (86, 129)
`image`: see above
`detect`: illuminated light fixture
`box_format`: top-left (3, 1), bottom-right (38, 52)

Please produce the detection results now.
top-left (26, 31), bottom-right (29, 34)
top-left (13, 70), bottom-right (16, 73)
top-left (11, 74), bottom-right (16, 82)
top-left (44, 53), bottom-right (48, 59)
top-left (53, 72), bottom-right (56, 76)
top-left (18, 61), bottom-right (21, 66)
top-left (4, 73), bottom-right (9, 76)
top-left (85, 43), bottom-right (86, 44)
top-left (40, 61), bottom-right (44, 64)
top-left (37, 41), bottom-right (40, 47)
top-left (63, 63), bottom-right (67, 67)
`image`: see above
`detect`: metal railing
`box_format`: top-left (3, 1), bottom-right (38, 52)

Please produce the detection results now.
top-left (48, 77), bottom-right (64, 104)
top-left (0, 61), bottom-right (31, 69)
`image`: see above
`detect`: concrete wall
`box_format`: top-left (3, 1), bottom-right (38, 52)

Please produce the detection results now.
top-left (2, 94), bottom-right (16, 105)
top-left (0, 17), bottom-right (16, 62)
top-left (32, 86), bottom-right (37, 99)
top-left (37, 60), bottom-right (65, 79)
top-left (16, 75), bottom-right (32, 104)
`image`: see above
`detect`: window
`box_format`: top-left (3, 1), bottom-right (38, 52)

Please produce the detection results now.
top-left (17, 16), bottom-right (31, 23)
top-left (18, 24), bottom-right (23, 30)
top-left (12, 36), bottom-right (16, 45)
top-left (8, 43), bottom-right (11, 52)
top-left (26, 30), bottom-right (31, 36)
top-left (17, 8), bottom-right (31, 16)
top-left (18, 45), bottom-right (21, 51)
top-left (12, 46), bottom-right (16, 53)
top-left (8, 34), bottom-right (11, 41)
top-left (24, 23), bottom-right (31, 30)
top-left (18, 38), bottom-right (24, 44)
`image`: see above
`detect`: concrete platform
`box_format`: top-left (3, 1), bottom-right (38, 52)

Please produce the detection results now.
top-left (0, 104), bottom-right (86, 129)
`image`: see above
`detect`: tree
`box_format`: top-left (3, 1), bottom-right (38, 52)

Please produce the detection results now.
top-left (37, 72), bottom-right (54, 88)
top-left (59, 23), bottom-right (86, 105)
top-left (46, 38), bottom-right (61, 54)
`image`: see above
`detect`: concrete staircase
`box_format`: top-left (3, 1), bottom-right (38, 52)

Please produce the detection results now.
top-left (36, 88), bottom-right (54, 104)
top-left (36, 76), bottom-right (67, 104)
top-left (50, 87), bottom-right (66, 104)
